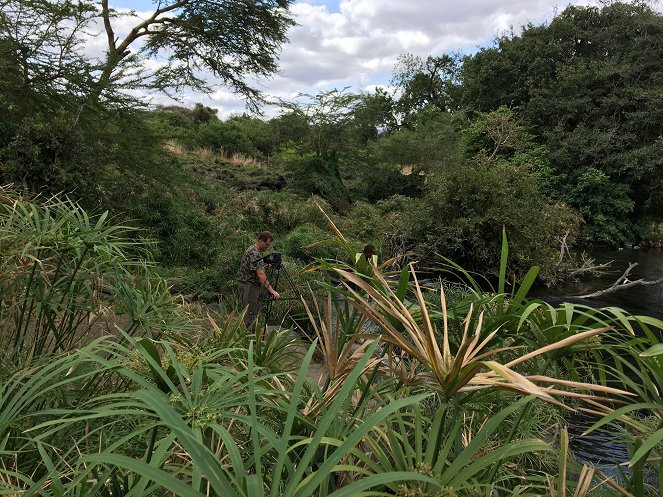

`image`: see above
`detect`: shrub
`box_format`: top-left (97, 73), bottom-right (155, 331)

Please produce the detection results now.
top-left (280, 225), bottom-right (338, 262)
top-left (129, 192), bottom-right (220, 266)
top-left (640, 220), bottom-right (663, 248)
top-left (197, 119), bottom-right (258, 156)
top-left (287, 156), bottom-right (351, 212)
top-left (1, 113), bottom-right (102, 195)
top-left (566, 167), bottom-right (634, 246)
top-left (343, 151), bottom-right (423, 202)
top-left (401, 157), bottom-right (579, 279)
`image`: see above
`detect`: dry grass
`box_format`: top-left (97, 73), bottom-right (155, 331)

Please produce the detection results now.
top-left (163, 140), bottom-right (262, 167)
top-left (189, 147), bottom-right (261, 167)
top-left (218, 150), bottom-right (261, 167)
top-left (163, 140), bottom-right (185, 155)
top-left (192, 147), bottom-right (215, 162)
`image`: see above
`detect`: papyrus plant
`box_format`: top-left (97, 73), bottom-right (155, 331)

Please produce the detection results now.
top-left (0, 186), bottom-right (188, 369)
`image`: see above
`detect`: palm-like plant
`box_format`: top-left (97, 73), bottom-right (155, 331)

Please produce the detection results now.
top-left (3, 336), bottom-right (444, 497)
top-left (0, 187), bottom-right (188, 370)
top-left (358, 396), bottom-right (553, 495)
top-left (330, 264), bottom-right (627, 407)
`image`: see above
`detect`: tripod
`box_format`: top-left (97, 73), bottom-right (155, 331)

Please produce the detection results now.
top-left (255, 253), bottom-right (302, 326)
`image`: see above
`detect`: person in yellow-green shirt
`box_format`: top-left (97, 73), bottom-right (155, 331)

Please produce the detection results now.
top-left (355, 243), bottom-right (378, 268)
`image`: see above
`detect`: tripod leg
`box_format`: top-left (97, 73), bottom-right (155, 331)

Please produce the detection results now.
top-left (280, 266), bottom-right (301, 300)
top-left (261, 265), bottom-right (280, 327)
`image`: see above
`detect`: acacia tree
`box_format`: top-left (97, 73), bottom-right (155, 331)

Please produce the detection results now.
top-left (278, 88), bottom-right (361, 158)
top-left (1, 0), bottom-right (295, 115)
top-left (391, 53), bottom-right (462, 124)
top-left (94, 0), bottom-right (294, 110)
top-left (0, 0), bottom-right (98, 123)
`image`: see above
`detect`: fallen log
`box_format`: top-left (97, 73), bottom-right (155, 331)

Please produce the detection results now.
top-left (576, 262), bottom-right (663, 298)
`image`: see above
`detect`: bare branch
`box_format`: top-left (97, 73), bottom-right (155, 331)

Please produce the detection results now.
top-left (576, 262), bottom-right (663, 298)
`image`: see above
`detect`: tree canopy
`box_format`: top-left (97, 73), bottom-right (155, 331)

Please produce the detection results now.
top-left (0, 0), bottom-right (295, 115)
top-left (460, 0), bottom-right (663, 243)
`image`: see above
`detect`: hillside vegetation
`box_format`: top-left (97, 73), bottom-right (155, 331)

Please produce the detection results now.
top-left (3, 3), bottom-right (662, 302)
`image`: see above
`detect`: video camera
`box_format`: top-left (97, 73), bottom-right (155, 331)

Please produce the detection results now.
top-left (262, 252), bottom-right (283, 267)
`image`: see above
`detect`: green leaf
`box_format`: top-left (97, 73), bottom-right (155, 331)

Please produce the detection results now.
top-left (640, 343), bottom-right (663, 357)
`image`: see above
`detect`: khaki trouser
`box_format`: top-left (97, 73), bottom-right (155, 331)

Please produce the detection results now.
top-left (238, 281), bottom-right (261, 327)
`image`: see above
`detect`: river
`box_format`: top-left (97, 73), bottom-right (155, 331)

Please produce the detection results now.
top-left (531, 247), bottom-right (663, 320)
top-left (533, 248), bottom-right (663, 481)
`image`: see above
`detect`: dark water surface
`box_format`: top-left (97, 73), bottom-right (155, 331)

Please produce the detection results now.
top-left (532, 249), bottom-right (663, 477)
top-left (531, 247), bottom-right (663, 320)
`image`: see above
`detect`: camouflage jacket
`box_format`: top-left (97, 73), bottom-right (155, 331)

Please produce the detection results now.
top-left (238, 244), bottom-right (265, 285)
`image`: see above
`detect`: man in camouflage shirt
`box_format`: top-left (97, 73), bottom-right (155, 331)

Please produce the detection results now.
top-left (238, 231), bottom-right (280, 327)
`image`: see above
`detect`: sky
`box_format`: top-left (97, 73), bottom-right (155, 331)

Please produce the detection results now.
top-left (105, 0), bottom-right (601, 118)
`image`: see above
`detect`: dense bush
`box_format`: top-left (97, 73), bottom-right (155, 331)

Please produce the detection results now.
top-left (280, 224), bottom-right (339, 262)
top-left (566, 167), bottom-right (634, 246)
top-left (0, 113), bottom-right (102, 195)
top-left (401, 157), bottom-right (579, 279)
top-left (129, 191), bottom-right (221, 266)
top-left (288, 156), bottom-right (351, 212)
top-left (342, 150), bottom-right (423, 202)
top-left (197, 119), bottom-right (259, 156)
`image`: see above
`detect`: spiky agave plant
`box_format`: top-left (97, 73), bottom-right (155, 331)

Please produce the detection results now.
top-left (331, 264), bottom-right (629, 407)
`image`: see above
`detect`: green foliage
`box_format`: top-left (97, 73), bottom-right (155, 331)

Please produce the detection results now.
top-left (372, 108), bottom-right (463, 174)
top-left (128, 191), bottom-right (221, 266)
top-left (266, 111), bottom-right (311, 157)
top-left (0, 0), bottom-right (98, 120)
top-left (208, 161), bottom-right (287, 191)
top-left (3, 193), bottom-right (663, 496)
top-left (147, 106), bottom-right (201, 146)
top-left (0, 335), bottom-right (441, 496)
top-left (197, 119), bottom-right (259, 156)
top-left (280, 225), bottom-right (338, 262)
top-left (339, 200), bottom-right (396, 250)
top-left (343, 149), bottom-right (423, 202)
top-left (401, 157), bottom-right (577, 278)
top-left (288, 156), bottom-right (351, 212)
top-left (278, 88), bottom-right (361, 158)
top-left (191, 103), bottom-right (218, 125)
top-left (0, 187), bottom-right (187, 369)
top-left (350, 88), bottom-right (398, 144)
top-left (0, 112), bottom-right (102, 194)
top-left (461, 106), bottom-right (535, 162)
top-left (235, 190), bottom-right (330, 233)
top-left (567, 168), bottom-right (634, 246)
top-left (228, 114), bottom-right (279, 157)
top-left (391, 53), bottom-right (463, 120)
top-left (461, 1), bottom-right (663, 240)
top-left (363, 397), bottom-right (552, 495)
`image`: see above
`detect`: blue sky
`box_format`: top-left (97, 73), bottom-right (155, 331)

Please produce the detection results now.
top-left (104, 0), bottom-right (598, 117)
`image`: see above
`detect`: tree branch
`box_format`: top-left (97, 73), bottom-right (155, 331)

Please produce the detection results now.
top-left (101, 0), bottom-right (116, 52)
top-left (576, 262), bottom-right (663, 298)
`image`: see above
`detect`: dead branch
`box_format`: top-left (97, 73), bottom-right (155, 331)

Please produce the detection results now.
top-left (576, 262), bottom-right (663, 298)
top-left (559, 230), bottom-right (571, 263)
top-left (569, 257), bottom-right (614, 278)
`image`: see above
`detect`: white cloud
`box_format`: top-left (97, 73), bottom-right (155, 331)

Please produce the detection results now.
top-left (102, 0), bottom-right (650, 119)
